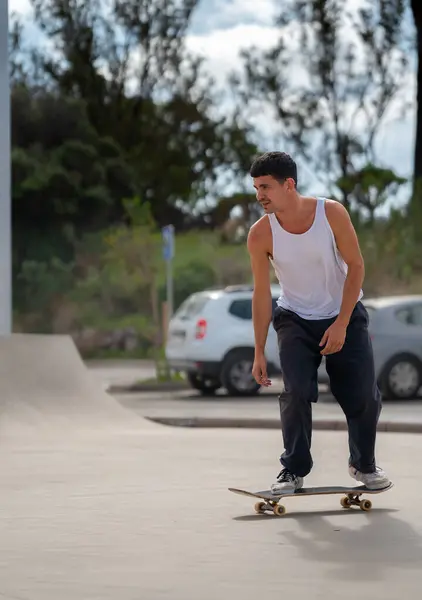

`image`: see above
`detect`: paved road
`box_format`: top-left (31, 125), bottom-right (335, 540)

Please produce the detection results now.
top-left (114, 386), bottom-right (422, 426)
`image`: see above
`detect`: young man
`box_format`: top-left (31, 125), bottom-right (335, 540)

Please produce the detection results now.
top-left (247, 151), bottom-right (391, 493)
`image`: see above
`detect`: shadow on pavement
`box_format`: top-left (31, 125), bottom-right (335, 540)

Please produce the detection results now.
top-left (235, 508), bottom-right (421, 580)
top-left (232, 507), bottom-right (398, 522)
top-left (282, 510), bottom-right (422, 580)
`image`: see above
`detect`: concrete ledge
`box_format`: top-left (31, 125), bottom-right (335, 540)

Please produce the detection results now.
top-left (146, 416), bottom-right (422, 434)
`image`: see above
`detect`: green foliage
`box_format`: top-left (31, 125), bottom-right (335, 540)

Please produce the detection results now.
top-left (336, 163), bottom-right (407, 223)
top-left (160, 260), bottom-right (218, 311)
top-left (408, 177), bottom-right (422, 242)
top-left (13, 220), bottom-right (422, 354)
top-left (15, 257), bottom-right (75, 332)
top-left (10, 0), bottom-right (256, 237)
top-left (357, 212), bottom-right (422, 294)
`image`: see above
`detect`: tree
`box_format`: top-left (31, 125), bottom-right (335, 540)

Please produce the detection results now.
top-left (11, 87), bottom-right (138, 269)
top-left (23, 0), bottom-right (256, 226)
top-left (29, 0), bottom-right (198, 133)
top-left (232, 0), bottom-right (411, 210)
top-left (411, 0), bottom-right (422, 187)
top-left (336, 164), bottom-right (407, 225)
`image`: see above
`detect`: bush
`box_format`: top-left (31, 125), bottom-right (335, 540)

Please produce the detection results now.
top-left (159, 259), bottom-right (217, 311)
top-left (13, 208), bottom-right (422, 355)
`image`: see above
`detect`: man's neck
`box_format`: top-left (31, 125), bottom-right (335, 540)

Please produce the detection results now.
top-left (275, 194), bottom-right (316, 227)
top-left (275, 194), bottom-right (314, 223)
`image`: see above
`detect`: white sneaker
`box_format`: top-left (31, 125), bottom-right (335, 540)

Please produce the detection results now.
top-left (271, 468), bottom-right (304, 494)
top-left (349, 465), bottom-right (391, 490)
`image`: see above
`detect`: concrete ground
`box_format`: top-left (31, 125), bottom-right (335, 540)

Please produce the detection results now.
top-left (1, 425), bottom-right (420, 600)
top-left (87, 358), bottom-right (156, 389)
top-left (1, 340), bottom-right (421, 599)
top-left (84, 360), bottom-right (422, 429)
top-left (116, 386), bottom-right (422, 427)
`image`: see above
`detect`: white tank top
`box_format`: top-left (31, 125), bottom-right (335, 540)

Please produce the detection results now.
top-left (267, 198), bottom-right (363, 320)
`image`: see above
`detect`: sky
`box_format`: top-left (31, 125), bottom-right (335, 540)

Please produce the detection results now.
top-left (8, 0), bottom-right (417, 213)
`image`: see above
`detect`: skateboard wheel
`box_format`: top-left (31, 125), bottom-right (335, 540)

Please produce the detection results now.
top-left (360, 499), bottom-right (372, 511)
top-left (273, 504), bottom-right (286, 516)
top-left (254, 501), bottom-right (266, 514)
top-left (340, 496), bottom-right (352, 508)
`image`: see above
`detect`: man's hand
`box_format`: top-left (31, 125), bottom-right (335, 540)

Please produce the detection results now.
top-left (319, 320), bottom-right (347, 355)
top-left (252, 352), bottom-right (272, 387)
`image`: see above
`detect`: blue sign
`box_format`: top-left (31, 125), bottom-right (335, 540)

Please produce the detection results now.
top-left (162, 225), bottom-right (175, 261)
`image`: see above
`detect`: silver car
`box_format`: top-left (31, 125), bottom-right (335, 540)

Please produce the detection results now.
top-left (318, 295), bottom-right (422, 399)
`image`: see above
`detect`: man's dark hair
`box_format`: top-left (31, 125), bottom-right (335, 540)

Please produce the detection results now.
top-left (249, 152), bottom-right (297, 186)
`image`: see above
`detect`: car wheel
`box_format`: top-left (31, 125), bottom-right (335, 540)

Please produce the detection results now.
top-left (220, 349), bottom-right (261, 397)
top-left (380, 354), bottom-right (422, 400)
top-left (187, 372), bottom-right (221, 396)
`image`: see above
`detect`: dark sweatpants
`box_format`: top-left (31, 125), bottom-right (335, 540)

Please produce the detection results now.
top-left (272, 301), bottom-right (382, 477)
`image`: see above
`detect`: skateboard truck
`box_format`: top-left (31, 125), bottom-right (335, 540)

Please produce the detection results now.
top-left (253, 493), bottom-right (372, 516)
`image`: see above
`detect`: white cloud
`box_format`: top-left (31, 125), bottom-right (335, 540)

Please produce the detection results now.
top-left (186, 23), bottom-right (279, 87)
top-left (190, 0), bottom-right (276, 34)
top-left (211, 0), bottom-right (276, 26)
top-left (9, 0), bottom-right (32, 16)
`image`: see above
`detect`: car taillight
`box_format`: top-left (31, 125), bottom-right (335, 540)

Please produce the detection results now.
top-left (195, 318), bottom-right (207, 339)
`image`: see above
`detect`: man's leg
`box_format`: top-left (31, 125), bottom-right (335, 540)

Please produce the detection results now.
top-left (325, 302), bottom-right (389, 488)
top-left (273, 307), bottom-right (322, 487)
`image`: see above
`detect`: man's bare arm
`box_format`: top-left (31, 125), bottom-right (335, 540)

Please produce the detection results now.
top-left (326, 200), bottom-right (365, 326)
top-left (247, 223), bottom-right (273, 355)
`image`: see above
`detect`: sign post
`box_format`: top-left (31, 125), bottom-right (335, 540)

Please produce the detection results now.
top-left (162, 225), bottom-right (175, 321)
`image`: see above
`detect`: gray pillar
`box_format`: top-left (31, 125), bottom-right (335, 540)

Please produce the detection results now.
top-left (0, 0), bottom-right (11, 334)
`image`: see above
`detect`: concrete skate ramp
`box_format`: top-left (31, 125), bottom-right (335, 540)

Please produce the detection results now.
top-left (0, 333), bottom-right (152, 439)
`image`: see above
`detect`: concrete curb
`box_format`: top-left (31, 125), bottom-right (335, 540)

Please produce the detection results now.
top-left (108, 381), bottom-right (190, 394)
top-left (146, 416), bottom-right (422, 434)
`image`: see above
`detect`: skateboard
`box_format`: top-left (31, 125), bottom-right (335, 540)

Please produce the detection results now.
top-left (228, 483), bottom-right (394, 516)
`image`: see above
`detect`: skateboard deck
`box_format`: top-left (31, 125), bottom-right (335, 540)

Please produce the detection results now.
top-left (228, 483), bottom-right (394, 516)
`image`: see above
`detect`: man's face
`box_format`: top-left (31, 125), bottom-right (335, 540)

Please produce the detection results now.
top-left (253, 175), bottom-right (293, 213)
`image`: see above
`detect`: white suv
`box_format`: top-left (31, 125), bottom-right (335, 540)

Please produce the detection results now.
top-left (165, 284), bottom-right (282, 396)
top-left (166, 287), bottom-right (422, 399)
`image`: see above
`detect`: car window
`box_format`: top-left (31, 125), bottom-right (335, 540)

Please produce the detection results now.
top-left (396, 308), bottom-right (412, 325)
top-left (174, 293), bottom-right (210, 320)
top-left (229, 299), bottom-right (252, 320)
top-left (229, 297), bottom-right (279, 320)
top-left (410, 304), bottom-right (422, 326)
top-left (396, 304), bottom-right (422, 326)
